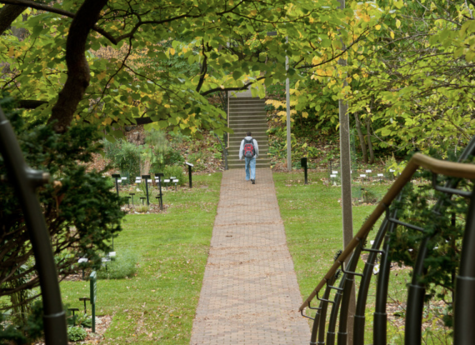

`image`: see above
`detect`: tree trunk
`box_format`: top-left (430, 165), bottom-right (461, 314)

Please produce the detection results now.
top-left (47, 0), bottom-right (108, 133)
top-left (366, 115), bottom-right (374, 164)
top-left (0, 4), bottom-right (27, 36)
top-left (354, 112), bottom-right (368, 163)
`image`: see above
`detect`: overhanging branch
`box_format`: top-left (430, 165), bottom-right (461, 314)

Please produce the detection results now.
top-left (0, 0), bottom-right (116, 44)
top-left (200, 76), bottom-right (267, 96)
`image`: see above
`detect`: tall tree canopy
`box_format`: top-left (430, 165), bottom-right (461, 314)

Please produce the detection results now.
top-left (0, 0), bottom-right (382, 138)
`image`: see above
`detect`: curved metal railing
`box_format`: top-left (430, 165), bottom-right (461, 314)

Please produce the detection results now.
top-left (300, 137), bottom-right (475, 345)
top-left (0, 106), bottom-right (68, 344)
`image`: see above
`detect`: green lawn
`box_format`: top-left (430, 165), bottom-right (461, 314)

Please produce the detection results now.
top-left (273, 171), bottom-right (451, 344)
top-left (60, 173), bottom-right (221, 344)
top-left (273, 171), bottom-right (388, 297)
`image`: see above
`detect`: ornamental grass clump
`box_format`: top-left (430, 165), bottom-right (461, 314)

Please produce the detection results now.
top-left (97, 250), bottom-right (138, 280)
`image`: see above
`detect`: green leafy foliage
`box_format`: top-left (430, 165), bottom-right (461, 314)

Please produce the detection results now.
top-left (104, 139), bottom-right (142, 181)
top-left (144, 129), bottom-right (184, 172)
top-left (0, 0), bottom-right (380, 137)
top-left (0, 96), bottom-right (124, 308)
top-left (0, 301), bottom-right (44, 345)
top-left (163, 166), bottom-right (186, 187)
top-left (388, 155), bottom-right (472, 327)
top-left (67, 326), bottom-right (88, 342)
top-left (343, 1), bottom-right (475, 156)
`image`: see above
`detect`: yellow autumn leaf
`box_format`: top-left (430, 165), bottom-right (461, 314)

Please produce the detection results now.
top-left (169, 48), bottom-right (175, 55)
top-left (390, 31), bottom-right (395, 39)
top-left (302, 112), bottom-right (309, 118)
top-left (375, 24), bottom-right (381, 30)
top-left (312, 56), bottom-right (321, 65)
top-left (164, 104), bottom-right (171, 108)
top-left (396, 19), bottom-right (401, 29)
top-left (102, 118), bottom-right (112, 125)
top-left (363, 14), bottom-right (370, 22)
top-left (97, 70), bottom-right (107, 81)
top-left (249, 10), bottom-right (257, 16)
top-left (127, 96), bottom-right (133, 104)
top-left (8, 47), bottom-right (14, 58)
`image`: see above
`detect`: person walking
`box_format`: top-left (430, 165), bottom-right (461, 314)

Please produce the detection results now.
top-left (239, 132), bottom-right (259, 184)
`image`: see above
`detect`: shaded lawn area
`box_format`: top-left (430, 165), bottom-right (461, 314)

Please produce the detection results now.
top-left (60, 173), bottom-right (222, 344)
top-left (273, 171), bottom-right (390, 296)
top-left (273, 171), bottom-right (414, 343)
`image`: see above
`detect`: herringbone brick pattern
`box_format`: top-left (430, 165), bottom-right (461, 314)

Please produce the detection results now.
top-left (190, 169), bottom-right (310, 344)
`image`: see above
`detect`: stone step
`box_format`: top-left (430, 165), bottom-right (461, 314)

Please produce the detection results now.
top-left (229, 134), bottom-right (267, 139)
top-left (229, 105), bottom-right (267, 111)
top-left (229, 112), bottom-right (266, 116)
top-left (229, 121), bottom-right (267, 127)
top-left (229, 118), bottom-right (267, 122)
top-left (228, 159), bottom-right (271, 164)
top-left (229, 128), bottom-right (268, 133)
top-left (229, 110), bottom-right (267, 119)
top-left (228, 148), bottom-right (270, 159)
top-left (228, 117), bottom-right (267, 122)
top-left (228, 144), bottom-right (269, 150)
top-left (228, 163), bottom-right (270, 169)
top-left (228, 149), bottom-right (269, 155)
top-left (228, 159), bottom-right (270, 164)
top-left (229, 133), bottom-right (267, 138)
top-left (228, 154), bottom-right (269, 160)
top-left (229, 123), bottom-right (268, 128)
top-left (229, 97), bottom-right (265, 103)
top-left (229, 137), bottom-right (267, 142)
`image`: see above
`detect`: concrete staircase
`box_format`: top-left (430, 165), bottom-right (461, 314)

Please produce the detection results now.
top-left (227, 97), bottom-right (270, 169)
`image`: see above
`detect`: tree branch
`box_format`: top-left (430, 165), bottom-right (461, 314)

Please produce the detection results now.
top-left (47, 0), bottom-right (108, 133)
top-left (195, 42), bottom-right (208, 92)
top-left (295, 30), bottom-right (369, 70)
top-left (0, 0), bottom-right (117, 44)
top-left (134, 117), bottom-right (154, 125)
top-left (0, 3), bottom-right (26, 36)
top-left (200, 76), bottom-right (267, 96)
top-left (16, 99), bottom-right (48, 109)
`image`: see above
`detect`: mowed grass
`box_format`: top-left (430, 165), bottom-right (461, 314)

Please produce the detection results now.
top-left (273, 171), bottom-right (418, 343)
top-left (273, 171), bottom-right (390, 296)
top-left (60, 173), bottom-right (222, 344)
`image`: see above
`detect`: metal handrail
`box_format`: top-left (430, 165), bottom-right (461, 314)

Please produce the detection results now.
top-left (214, 133), bottom-right (228, 170)
top-left (300, 152), bottom-right (475, 312)
top-left (0, 106), bottom-right (68, 344)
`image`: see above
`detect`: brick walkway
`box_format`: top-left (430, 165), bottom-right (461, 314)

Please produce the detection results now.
top-left (190, 168), bottom-right (310, 345)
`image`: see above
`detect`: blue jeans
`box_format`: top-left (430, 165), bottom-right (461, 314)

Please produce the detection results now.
top-left (245, 156), bottom-right (256, 180)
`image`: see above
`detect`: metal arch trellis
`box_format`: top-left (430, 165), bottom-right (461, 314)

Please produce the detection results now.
top-left (0, 106), bottom-right (68, 345)
top-left (300, 135), bottom-right (475, 345)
